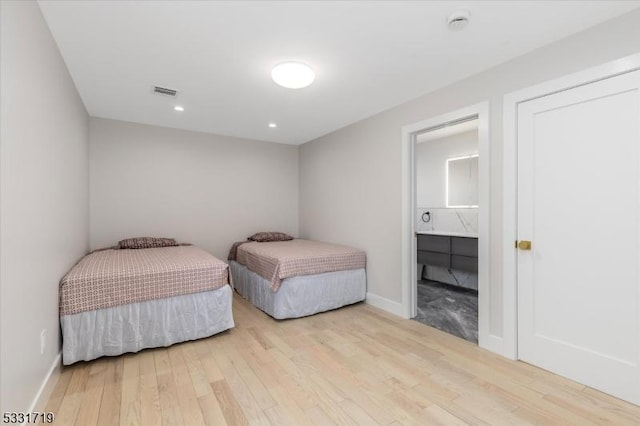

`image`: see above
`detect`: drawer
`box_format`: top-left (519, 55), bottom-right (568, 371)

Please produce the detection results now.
top-left (451, 254), bottom-right (478, 273)
top-left (417, 234), bottom-right (450, 253)
top-left (417, 250), bottom-right (450, 268)
top-left (451, 237), bottom-right (478, 257)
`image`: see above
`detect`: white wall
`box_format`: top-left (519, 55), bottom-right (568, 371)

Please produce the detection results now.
top-left (0, 1), bottom-right (89, 412)
top-left (299, 9), bottom-right (640, 338)
top-left (416, 130), bottom-right (478, 208)
top-left (90, 118), bottom-right (299, 260)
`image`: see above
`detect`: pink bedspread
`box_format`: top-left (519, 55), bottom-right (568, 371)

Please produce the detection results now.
top-left (60, 246), bottom-right (228, 315)
top-left (235, 239), bottom-right (366, 291)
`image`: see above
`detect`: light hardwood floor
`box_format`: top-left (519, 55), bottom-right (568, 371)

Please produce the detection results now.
top-left (46, 293), bottom-right (640, 425)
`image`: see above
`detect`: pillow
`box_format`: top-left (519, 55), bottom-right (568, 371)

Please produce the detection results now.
top-left (118, 237), bottom-right (178, 249)
top-left (248, 232), bottom-right (294, 242)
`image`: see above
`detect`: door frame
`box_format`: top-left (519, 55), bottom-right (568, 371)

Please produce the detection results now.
top-left (401, 101), bottom-right (491, 348)
top-left (502, 52), bottom-right (640, 359)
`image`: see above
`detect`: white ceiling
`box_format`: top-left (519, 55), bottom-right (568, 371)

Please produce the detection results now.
top-left (38, 1), bottom-right (640, 145)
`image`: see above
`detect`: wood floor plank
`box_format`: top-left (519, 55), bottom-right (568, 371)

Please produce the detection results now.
top-left (65, 362), bottom-right (90, 396)
top-left (338, 398), bottom-right (380, 425)
top-left (580, 386), bottom-right (640, 424)
top-left (264, 348), bottom-right (322, 411)
top-left (422, 404), bottom-right (471, 426)
top-left (74, 359), bottom-right (107, 426)
top-left (211, 379), bottom-right (250, 426)
top-left (200, 355), bottom-right (225, 384)
top-left (153, 349), bottom-right (172, 375)
top-left (261, 384), bottom-right (315, 426)
top-left (263, 404), bottom-right (298, 426)
top-left (138, 350), bottom-right (161, 426)
top-left (305, 405), bottom-right (337, 426)
top-left (55, 364), bottom-right (90, 425)
top-left (160, 406), bottom-right (184, 426)
top-left (156, 371), bottom-right (179, 409)
top-left (44, 294), bottom-right (640, 425)
top-left (221, 341), bottom-right (277, 411)
top-left (55, 393), bottom-right (84, 426)
top-left (119, 354), bottom-right (140, 426)
top-left (211, 340), bottom-right (274, 424)
top-left (469, 377), bottom-right (592, 425)
top-left (182, 344), bottom-right (213, 398)
top-left (168, 345), bottom-right (206, 426)
top-left (297, 345), bottom-right (397, 425)
top-left (44, 367), bottom-right (73, 414)
top-left (197, 392), bottom-right (228, 426)
top-left (247, 326), bottom-right (275, 350)
top-left (96, 357), bottom-right (123, 426)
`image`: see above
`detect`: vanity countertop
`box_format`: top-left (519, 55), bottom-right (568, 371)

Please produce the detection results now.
top-left (417, 230), bottom-right (478, 238)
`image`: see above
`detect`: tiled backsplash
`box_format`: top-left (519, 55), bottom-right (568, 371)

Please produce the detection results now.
top-left (416, 207), bottom-right (478, 236)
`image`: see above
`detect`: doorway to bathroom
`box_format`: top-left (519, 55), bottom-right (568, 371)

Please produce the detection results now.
top-left (415, 119), bottom-right (479, 342)
top-left (401, 102), bottom-right (491, 349)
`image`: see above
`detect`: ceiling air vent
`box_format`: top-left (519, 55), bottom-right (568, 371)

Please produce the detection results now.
top-left (153, 86), bottom-right (177, 96)
top-left (447, 10), bottom-right (470, 31)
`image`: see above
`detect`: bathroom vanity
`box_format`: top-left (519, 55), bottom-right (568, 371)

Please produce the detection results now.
top-left (417, 232), bottom-right (478, 273)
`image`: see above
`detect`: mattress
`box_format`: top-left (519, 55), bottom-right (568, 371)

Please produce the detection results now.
top-left (61, 285), bottom-right (234, 365)
top-left (230, 261), bottom-right (366, 319)
top-left (235, 239), bottom-right (366, 291)
top-left (60, 245), bottom-right (228, 315)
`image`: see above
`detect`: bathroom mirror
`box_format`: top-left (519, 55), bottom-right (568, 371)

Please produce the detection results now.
top-left (446, 155), bottom-right (478, 208)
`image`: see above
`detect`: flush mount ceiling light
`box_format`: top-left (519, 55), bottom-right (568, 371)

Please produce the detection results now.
top-left (447, 10), bottom-right (470, 31)
top-left (174, 105), bottom-right (184, 112)
top-left (271, 62), bottom-right (315, 89)
top-left (268, 122), bottom-right (277, 128)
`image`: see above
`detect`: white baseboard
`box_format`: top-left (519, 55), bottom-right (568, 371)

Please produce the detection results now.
top-left (28, 352), bottom-right (61, 413)
top-left (479, 334), bottom-right (513, 359)
top-left (365, 292), bottom-right (404, 317)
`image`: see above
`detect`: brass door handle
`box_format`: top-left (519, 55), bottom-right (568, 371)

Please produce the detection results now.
top-left (517, 240), bottom-right (532, 250)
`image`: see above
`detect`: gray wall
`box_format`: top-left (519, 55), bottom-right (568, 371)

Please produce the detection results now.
top-left (0, 1), bottom-right (90, 412)
top-left (299, 10), bottom-right (640, 337)
top-left (90, 118), bottom-right (299, 260)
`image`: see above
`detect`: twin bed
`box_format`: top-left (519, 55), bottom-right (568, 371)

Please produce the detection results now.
top-left (59, 236), bottom-right (366, 365)
top-left (229, 238), bottom-right (366, 319)
top-left (59, 244), bottom-right (234, 365)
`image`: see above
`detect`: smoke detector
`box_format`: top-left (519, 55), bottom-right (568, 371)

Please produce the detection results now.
top-left (447, 10), bottom-right (470, 31)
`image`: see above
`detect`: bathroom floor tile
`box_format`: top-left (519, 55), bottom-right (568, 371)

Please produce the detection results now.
top-left (412, 280), bottom-right (478, 344)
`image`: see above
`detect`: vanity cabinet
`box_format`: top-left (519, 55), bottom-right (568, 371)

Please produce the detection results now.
top-left (417, 234), bottom-right (478, 273)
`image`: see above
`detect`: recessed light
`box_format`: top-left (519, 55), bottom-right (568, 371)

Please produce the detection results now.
top-left (268, 122), bottom-right (277, 128)
top-left (174, 105), bottom-right (184, 112)
top-left (271, 62), bottom-right (315, 89)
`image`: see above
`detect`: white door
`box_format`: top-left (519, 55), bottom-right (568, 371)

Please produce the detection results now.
top-left (517, 70), bottom-right (640, 404)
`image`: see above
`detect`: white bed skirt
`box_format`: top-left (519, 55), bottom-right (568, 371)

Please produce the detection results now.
top-left (60, 285), bottom-right (234, 365)
top-left (230, 261), bottom-right (366, 319)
